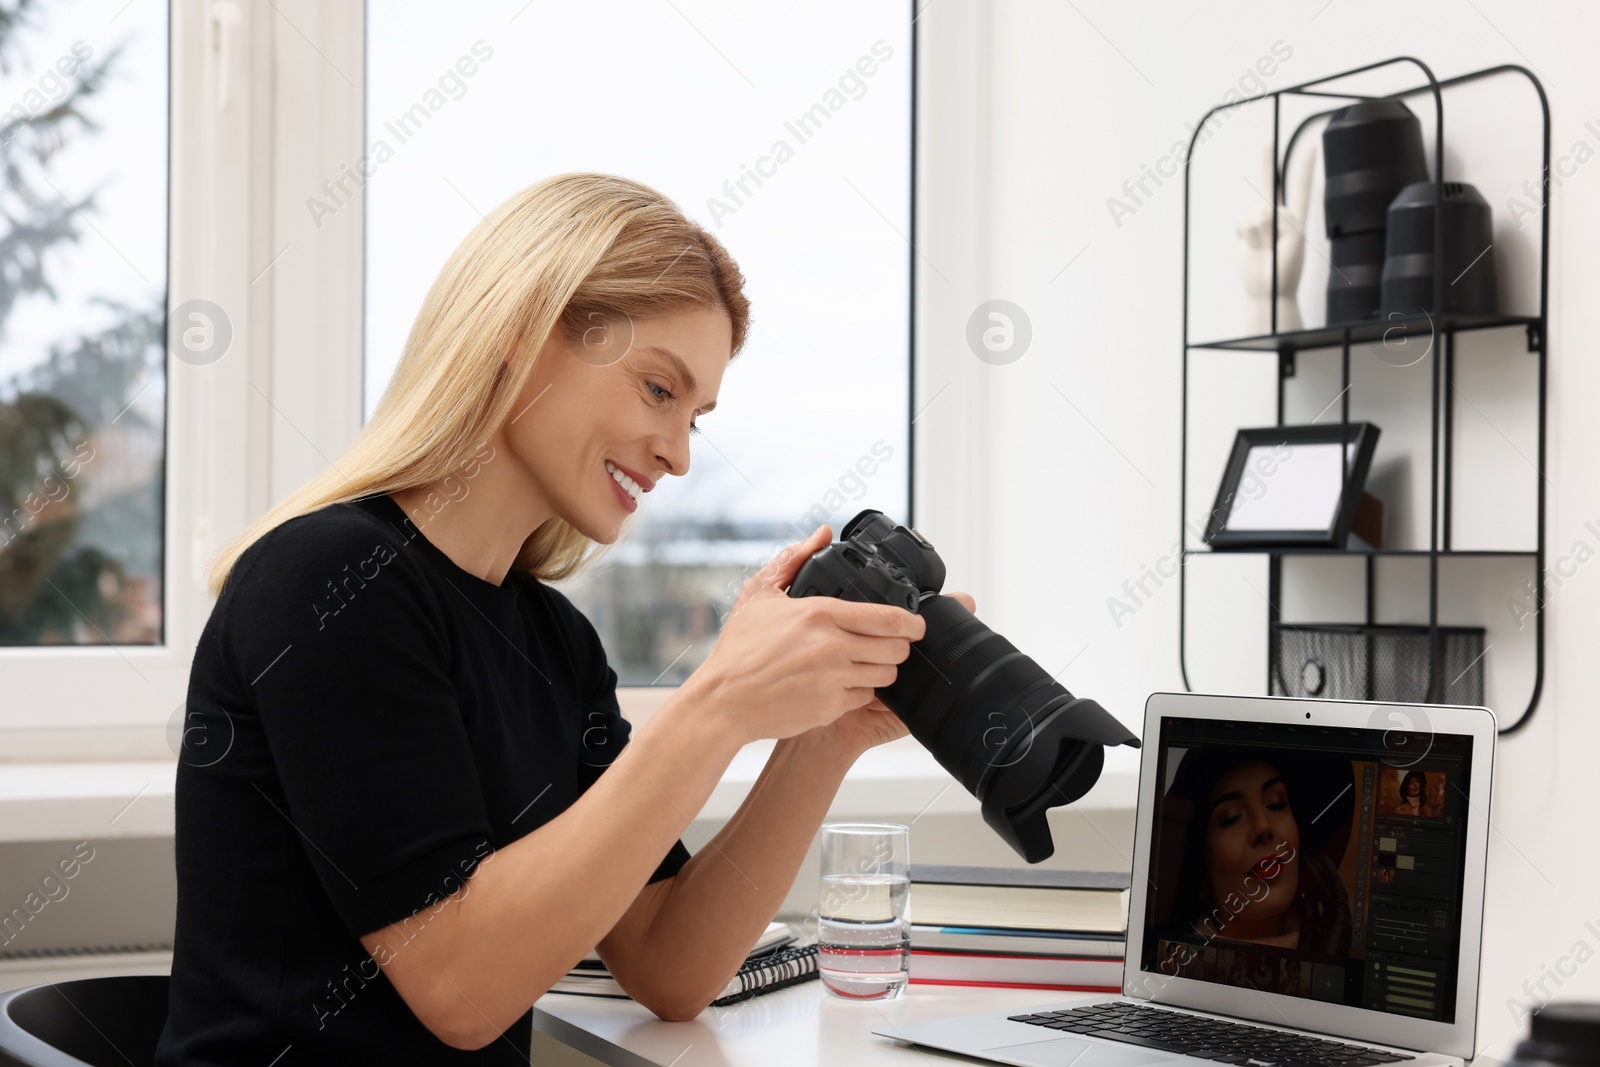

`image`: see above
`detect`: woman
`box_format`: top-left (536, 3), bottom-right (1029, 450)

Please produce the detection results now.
top-left (1224, 953), bottom-right (1246, 987)
top-left (1284, 957), bottom-right (1309, 996)
top-left (1394, 769), bottom-right (1433, 817)
top-left (155, 174), bottom-right (975, 1064)
top-left (1165, 748), bottom-right (1353, 958)
top-left (1246, 951), bottom-right (1279, 993)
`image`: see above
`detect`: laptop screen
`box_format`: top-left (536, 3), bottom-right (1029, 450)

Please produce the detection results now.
top-left (1139, 716), bottom-right (1474, 1024)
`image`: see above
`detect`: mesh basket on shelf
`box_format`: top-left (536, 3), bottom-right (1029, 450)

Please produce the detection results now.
top-left (1271, 622), bottom-right (1485, 706)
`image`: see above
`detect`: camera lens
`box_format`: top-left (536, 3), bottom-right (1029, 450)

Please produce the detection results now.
top-left (878, 594), bottom-right (1138, 863)
top-left (1321, 99), bottom-right (1429, 323)
top-left (790, 509), bottom-right (1139, 863)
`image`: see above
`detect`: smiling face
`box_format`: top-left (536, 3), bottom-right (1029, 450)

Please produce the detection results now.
top-left (1205, 760), bottom-right (1300, 930)
top-left (502, 304), bottom-right (731, 544)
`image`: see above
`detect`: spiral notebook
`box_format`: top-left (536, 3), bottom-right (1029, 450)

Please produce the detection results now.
top-left (552, 923), bottom-right (819, 1006)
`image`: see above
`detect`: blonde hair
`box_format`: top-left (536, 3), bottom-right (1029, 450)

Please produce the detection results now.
top-left (205, 172), bottom-right (751, 598)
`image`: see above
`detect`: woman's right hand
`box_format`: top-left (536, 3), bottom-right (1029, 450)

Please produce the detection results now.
top-left (692, 525), bottom-right (926, 746)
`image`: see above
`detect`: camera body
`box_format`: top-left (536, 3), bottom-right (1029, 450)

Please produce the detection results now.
top-left (788, 509), bottom-right (1139, 863)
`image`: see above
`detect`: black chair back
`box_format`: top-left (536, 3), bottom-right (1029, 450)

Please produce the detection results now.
top-left (0, 976), bottom-right (168, 1067)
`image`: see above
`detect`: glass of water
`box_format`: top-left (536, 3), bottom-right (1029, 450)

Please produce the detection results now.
top-left (816, 821), bottom-right (910, 1000)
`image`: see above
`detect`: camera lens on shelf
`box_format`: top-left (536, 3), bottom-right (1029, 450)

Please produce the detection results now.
top-left (1321, 99), bottom-right (1429, 323)
top-left (1322, 99), bottom-right (1429, 238)
top-left (1327, 230), bottom-right (1388, 325)
top-left (1380, 180), bottom-right (1498, 317)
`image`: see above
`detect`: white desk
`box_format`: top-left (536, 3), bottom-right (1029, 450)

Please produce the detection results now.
top-left (534, 983), bottom-right (1516, 1067)
top-left (534, 981), bottom-right (1077, 1067)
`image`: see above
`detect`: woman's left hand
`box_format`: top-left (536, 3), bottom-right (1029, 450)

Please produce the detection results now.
top-left (808, 591), bottom-right (977, 758)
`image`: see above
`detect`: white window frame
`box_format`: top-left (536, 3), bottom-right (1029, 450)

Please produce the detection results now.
top-left (1, 0), bottom-right (994, 766)
top-left (1, 0), bottom-right (364, 762)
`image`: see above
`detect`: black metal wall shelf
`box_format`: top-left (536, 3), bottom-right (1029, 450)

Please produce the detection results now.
top-left (1177, 58), bottom-right (1550, 735)
top-left (1185, 549), bottom-right (1537, 559)
top-left (1190, 313), bottom-right (1539, 353)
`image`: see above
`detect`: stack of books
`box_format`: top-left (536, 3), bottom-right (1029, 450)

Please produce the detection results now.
top-left (552, 921), bottom-right (820, 1006)
top-left (907, 864), bottom-right (1129, 992)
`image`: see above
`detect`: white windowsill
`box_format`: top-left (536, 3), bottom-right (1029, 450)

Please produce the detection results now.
top-left (0, 741), bottom-right (1138, 844)
top-left (718, 736), bottom-right (1139, 822)
top-left (0, 761), bottom-right (177, 843)
top-left (619, 687), bottom-right (1142, 820)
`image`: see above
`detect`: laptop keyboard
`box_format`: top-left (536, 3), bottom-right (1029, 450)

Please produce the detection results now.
top-left (1006, 1002), bottom-right (1416, 1066)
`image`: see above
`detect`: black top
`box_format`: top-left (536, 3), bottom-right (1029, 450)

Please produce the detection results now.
top-left (155, 493), bottom-right (692, 1066)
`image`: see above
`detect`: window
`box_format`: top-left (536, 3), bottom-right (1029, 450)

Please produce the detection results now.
top-left (0, 0), bottom-right (168, 646)
top-left (364, 1), bottom-right (913, 685)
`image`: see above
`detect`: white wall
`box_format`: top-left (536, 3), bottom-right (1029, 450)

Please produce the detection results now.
top-left (907, 0), bottom-right (1595, 1058)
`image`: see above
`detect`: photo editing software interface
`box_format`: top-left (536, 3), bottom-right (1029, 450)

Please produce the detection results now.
top-left (1140, 716), bottom-right (1474, 1023)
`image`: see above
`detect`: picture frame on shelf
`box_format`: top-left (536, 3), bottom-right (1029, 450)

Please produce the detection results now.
top-left (1202, 422), bottom-right (1381, 550)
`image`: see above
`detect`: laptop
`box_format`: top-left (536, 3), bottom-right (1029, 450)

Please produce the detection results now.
top-left (873, 691), bottom-right (1495, 1067)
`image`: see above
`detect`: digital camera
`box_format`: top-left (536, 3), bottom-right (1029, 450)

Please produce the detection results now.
top-left (788, 509), bottom-right (1139, 863)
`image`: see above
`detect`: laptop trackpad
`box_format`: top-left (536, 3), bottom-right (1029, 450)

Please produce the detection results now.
top-left (981, 1035), bottom-right (1169, 1067)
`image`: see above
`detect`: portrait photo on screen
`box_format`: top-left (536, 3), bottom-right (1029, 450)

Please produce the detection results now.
top-left (1149, 745), bottom-right (1358, 966)
top-left (1379, 768), bottom-right (1446, 819)
top-left (1140, 718), bottom-right (1476, 1022)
